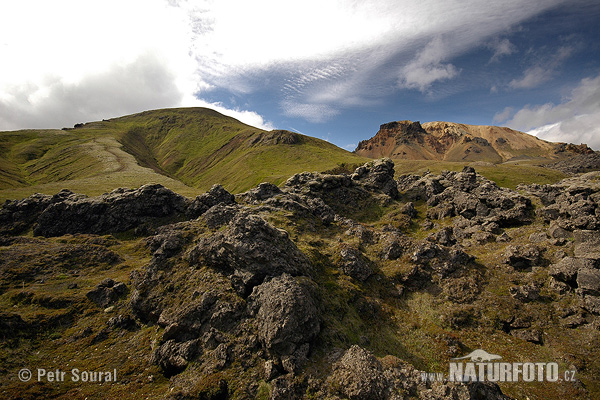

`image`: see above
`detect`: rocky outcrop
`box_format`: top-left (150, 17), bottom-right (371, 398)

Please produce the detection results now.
top-left (399, 167), bottom-right (533, 237)
top-left (524, 175), bottom-right (600, 232)
top-left (187, 184), bottom-right (235, 218)
top-left (86, 278), bottom-right (128, 307)
top-left (284, 159), bottom-right (399, 211)
top-left (545, 152), bottom-right (600, 174)
top-left (33, 184), bottom-right (191, 237)
top-left (0, 184), bottom-right (239, 237)
top-left (248, 274), bottom-right (320, 372)
top-left (188, 213), bottom-right (312, 296)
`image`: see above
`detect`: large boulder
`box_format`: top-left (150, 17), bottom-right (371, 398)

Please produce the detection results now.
top-left (351, 158), bottom-right (399, 199)
top-left (248, 274), bottom-right (320, 361)
top-left (329, 345), bottom-right (386, 400)
top-left (188, 213), bottom-right (312, 296)
top-left (502, 245), bottom-right (542, 270)
top-left (574, 230), bottom-right (600, 259)
top-left (338, 246), bottom-right (374, 282)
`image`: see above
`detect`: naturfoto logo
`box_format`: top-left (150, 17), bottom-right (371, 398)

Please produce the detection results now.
top-left (421, 349), bottom-right (577, 383)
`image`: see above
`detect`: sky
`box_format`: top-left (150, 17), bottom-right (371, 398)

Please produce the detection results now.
top-left (1, 0), bottom-right (599, 150)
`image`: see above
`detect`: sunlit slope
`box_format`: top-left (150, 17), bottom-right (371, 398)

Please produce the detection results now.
top-left (106, 108), bottom-right (369, 193)
top-left (0, 107), bottom-right (368, 200)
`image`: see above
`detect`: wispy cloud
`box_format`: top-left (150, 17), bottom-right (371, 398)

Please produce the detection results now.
top-left (509, 46), bottom-right (575, 89)
top-left (0, 0), bottom-right (572, 130)
top-left (281, 100), bottom-right (340, 124)
top-left (398, 37), bottom-right (461, 92)
top-left (488, 38), bottom-right (517, 63)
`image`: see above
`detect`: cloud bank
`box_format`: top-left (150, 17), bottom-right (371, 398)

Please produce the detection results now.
top-left (0, 0), bottom-right (579, 135)
top-left (500, 74), bottom-right (600, 150)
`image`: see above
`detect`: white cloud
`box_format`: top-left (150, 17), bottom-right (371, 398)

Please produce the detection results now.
top-left (0, 0), bottom-right (571, 128)
top-left (509, 66), bottom-right (554, 89)
top-left (493, 106), bottom-right (515, 124)
top-left (0, 0), bottom-right (272, 130)
top-left (488, 38), bottom-right (517, 63)
top-left (281, 101), bottom-right (340, 124)
top-left (398, 38), bottom-right (461, 92)
top-left (505, 74), bottom-right (600, 149)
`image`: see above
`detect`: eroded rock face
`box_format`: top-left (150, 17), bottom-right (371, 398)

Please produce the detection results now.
top-left (248, 274), bottom-right (320, 360)
top-left (188, 213), bottom-right (312, 296)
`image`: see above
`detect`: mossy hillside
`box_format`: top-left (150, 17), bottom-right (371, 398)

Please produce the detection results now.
top-left (0, 107), bottom-right (369, 201)
top-left (1, 184), bottom-right (599, 399)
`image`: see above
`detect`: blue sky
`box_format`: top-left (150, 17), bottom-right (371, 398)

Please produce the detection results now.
top-left (1, 0), bottom-right (599, 149)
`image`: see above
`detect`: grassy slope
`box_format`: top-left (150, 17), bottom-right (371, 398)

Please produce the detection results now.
top-left (0, 108), bottom-right (368, 201)
top-left (393, 159), bottom-right (567, 189)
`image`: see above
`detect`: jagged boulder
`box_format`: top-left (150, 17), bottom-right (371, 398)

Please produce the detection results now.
top-left (32, 184), bottom-right (190, 237)
top-left (351, 158), bottom-right (399, 199)
top-left (329, 345), bottom-right (386, 400)
top-left (577, 268), bottom-right (600, 296)
top-left (240, 182), bottom-right (282, 203)
top-left (187, 184), bottom-right (235, 218)
top-left (574, 230), bottom-right (600, 259)
top-left (338, 245), bottom-right (374, 282)
top-left (548, 257), bottom-right (595, 285)
top-left (248, 274), bottom-right (320, 364)
top-left (188, 213), bottom-right (312, 296)
top-left (502, 245), bottom-right (542, 270)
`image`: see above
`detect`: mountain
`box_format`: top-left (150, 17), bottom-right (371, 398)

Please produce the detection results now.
top-left (355, 120), bottom-right (594, 163)
top-left (0, 108), bottom-right (367, 201)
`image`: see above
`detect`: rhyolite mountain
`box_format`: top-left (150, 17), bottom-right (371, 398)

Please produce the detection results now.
top-left (355, 120), bottom-right (594, 163)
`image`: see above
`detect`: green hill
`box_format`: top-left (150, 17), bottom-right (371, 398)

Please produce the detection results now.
top-left (0, 108), bottom-right (368, 201)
